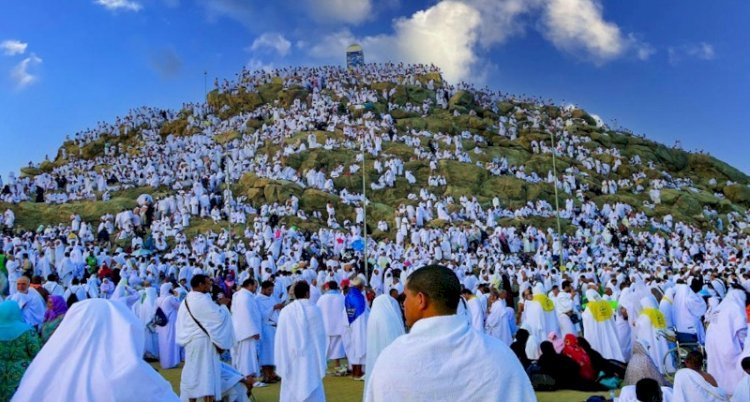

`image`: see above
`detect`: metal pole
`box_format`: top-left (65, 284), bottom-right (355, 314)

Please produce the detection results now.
top-left (204, 71), bottom-right (207, 98)
top-left (550, 130), bottom-right (564, 268)
top-left (362, 134), bottom-right (368, 280)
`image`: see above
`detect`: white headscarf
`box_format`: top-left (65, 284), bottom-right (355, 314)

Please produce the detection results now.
top-left (159, 283), bottom-right (173, 298)
top-left (12, 299), bottom-right (179, 402)
top-left (532, 282), bottom-right (545, 295)
top-left (365, 295), bottom-right (406, 389)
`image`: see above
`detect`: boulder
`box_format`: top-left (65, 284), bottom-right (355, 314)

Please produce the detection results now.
top-left (448, 90), bottom-right (476, 114)
top-left (723, 185), bottom-right (750, 205)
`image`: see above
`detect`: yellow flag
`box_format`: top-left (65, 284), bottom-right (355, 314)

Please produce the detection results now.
top-left (641, 308), bottom-right (667, 329)
top-left (533, 294), bottom-right (556, 312)
top-left (588, 300), bottom-right (614, 322)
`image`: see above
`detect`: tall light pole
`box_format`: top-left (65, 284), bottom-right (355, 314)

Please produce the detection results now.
top-left (549, 129), bottom-right (564, 269)
top-left (361, 133), bottom-right (368, 280)
top-left (204, 71), bottom-right (207, 99)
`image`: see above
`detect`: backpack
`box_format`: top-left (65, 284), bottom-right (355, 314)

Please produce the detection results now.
top-left (152, 307), bottom-right (168, 327)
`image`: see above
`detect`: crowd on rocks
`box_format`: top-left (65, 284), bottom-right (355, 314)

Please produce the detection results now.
top-left (0, 63), bottom-right (749, 402)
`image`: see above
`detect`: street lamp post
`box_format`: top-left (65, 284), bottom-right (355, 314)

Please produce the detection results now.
top-left (361, 134), bottom-right (368, 279)
top-left (549, 129), bottom-right (564, 268)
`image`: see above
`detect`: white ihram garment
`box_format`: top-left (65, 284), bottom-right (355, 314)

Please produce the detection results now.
top-left (231, 288), bottom-right (263, 377)
top-left (365, 314), bottom-right (535, 402)
top-left (12, 299), bottom-right (179, 402)
top-left (175, 291), bottom-right (235, 401)
top-left (705, 289), bottom-right (748, 396)
top-left (364, 295), bottom-right (405, 390)
top-left (275, 299), bottom-right (328, 402)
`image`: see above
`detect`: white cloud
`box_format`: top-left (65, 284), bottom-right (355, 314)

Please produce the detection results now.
top-left (10, 54), bottom-right (42, 89)
top-left (630, 34), bottom-right (656, 61)
top-left (687, 42), bottom-right (715, 60)
top-left (306, 0), bottom-right (373, 25)
top-left (305, 0), bottom-right (649, 83)
top-left (95, 0), bottom-right (142, 12)
top-left (250, 33), bottom-right (292, 56)
top-left (636, 44), bottom-right (656, 61)
top-left (308, 1), bottom-right (481, 83)
top-left (541, 0), bottom-right (625, 63)
top-left (461, 0), bottom-right (541, 48)
top-left (460, 0), bottom-right (649, 63)
top-left (390, 1), bottom-right (481, 82)
top-left (668, 42), bottom-right (716, 64)
top-left (1, 40), bottom-right (28, 56)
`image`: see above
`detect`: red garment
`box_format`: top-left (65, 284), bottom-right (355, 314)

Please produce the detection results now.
top-left (98, 263), bottom-right (112, 280)
top-left (562, 334), bottom-right (596, 381)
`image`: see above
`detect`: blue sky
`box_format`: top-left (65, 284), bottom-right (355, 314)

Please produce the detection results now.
top-left (1, 0), bottom-right (748, 178)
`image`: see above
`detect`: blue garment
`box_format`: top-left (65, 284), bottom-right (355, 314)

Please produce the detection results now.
top-left (345, 287), bottom-right (366, 324)
top-left (0, 300), bottom-right (32, 341)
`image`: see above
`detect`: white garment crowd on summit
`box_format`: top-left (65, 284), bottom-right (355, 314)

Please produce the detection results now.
top-left (1, 63), bottom-right (749, 401)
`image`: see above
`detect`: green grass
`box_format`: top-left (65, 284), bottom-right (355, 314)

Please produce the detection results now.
top-left (0, 186), bottom-right (173, 231)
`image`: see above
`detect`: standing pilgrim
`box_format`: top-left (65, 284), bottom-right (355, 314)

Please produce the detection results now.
top-left (343, 277), bottom-right (369, 379)
top-left (484, 289), bottom-right (514, 346)
top-left (316, 281), bottom-right (348, 375)
top-left (156, 283), bottom-right (182, 369)
top-left (461, 288), bottom-right (486, 333)
top-left (176, 274), bottom-right (235, 402)
top-left (275, 281), bottom-right (328, 402)
top-left (705, 288), bottom-right (748, 396)
top-left (231, 278), bottom-right (263, 384)
top-left (582, 289), bottom-right (625, 362)
top-left (364, 293), bottom-right (405, 391)
top-left (556, 281), bottom-right (578, 337)
top-left (365, 265), bottom-right (535, 402)
top-left (522, 283), bottom-right (560, 347)
top-left (133, 280), bottom-right (159, 359)
top-left (634, 295), bottom-right (673, 374)
top-left (257, 280), bottom-right (283, 384)
top-left (673, 280), bottom-right (707, 345)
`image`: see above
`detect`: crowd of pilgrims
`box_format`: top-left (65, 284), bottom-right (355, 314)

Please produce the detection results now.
top-left (0, 63), bottom-right (749, 401)
top-left (2, 63), bottom-right (737, 224)
top-left (0, 195), bottom-right (749, 401)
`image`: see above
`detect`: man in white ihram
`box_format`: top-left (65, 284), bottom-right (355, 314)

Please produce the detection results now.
top-left (316, 280), bottom-right (348, 375)
top-left (365, 264), bottom-right (535, 402)
top-left (176, 274), bottom-right (235, 402)
top-left (231, 278), bottom-right (263, 386)
top-left (9, 276), bottom-right (45, 328)
top-left (275, 281), bottom-right (327, 402)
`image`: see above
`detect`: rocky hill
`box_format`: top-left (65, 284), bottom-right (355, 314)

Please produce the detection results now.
top-left (5, 64), bottom-right (750, 239)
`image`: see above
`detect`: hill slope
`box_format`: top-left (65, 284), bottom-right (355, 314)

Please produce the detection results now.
top-left (5, 64), bottom-right (749, 238)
